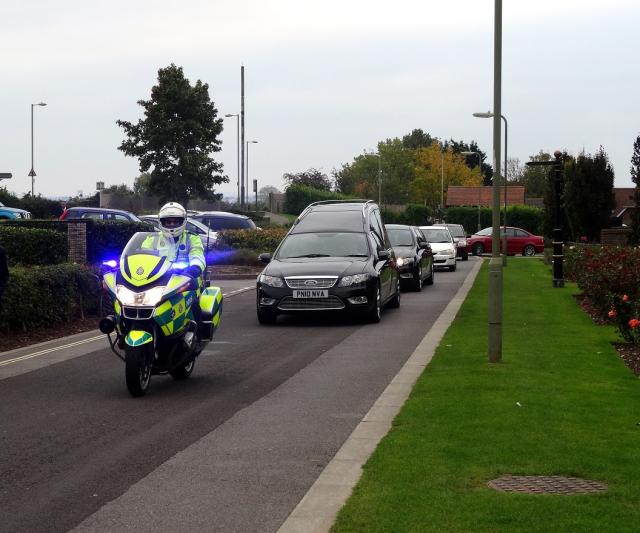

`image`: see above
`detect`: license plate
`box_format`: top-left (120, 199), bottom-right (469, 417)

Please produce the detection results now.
top-left (293, 289), bottom-right (328, 298)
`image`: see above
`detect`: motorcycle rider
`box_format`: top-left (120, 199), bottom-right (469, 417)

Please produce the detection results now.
top-left (158, 202), bottom-right (206, 326)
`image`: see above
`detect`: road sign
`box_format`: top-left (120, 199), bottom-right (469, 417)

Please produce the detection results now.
top-left (0, 173), bottom-right (12, 180)
top-left (28, 169), bottom-right (36, 177)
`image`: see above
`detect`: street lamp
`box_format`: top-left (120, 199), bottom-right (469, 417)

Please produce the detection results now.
top-left (364, 150), bottom-right (383, 205)
top-left (473, 110), bottom-right (508, 265)
top-left (440, 149), bottom-right (445, 220)
top-left (224, 113), bottom-right (240, 205)
top-left (29, 102), bottom-right (47, 196)
top-left (461, 150), bottom-right (483, 231)
top-left (246, 140), bottom-right (258, 210)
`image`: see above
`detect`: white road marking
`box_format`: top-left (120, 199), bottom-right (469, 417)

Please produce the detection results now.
top-left (0, 286), bottom-right (254, 368)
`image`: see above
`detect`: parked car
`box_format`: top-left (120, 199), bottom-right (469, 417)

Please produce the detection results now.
top-left (60, 207), bottom-right (142, 222)
top-left (138, 215), bottom-right (219, 250)
top-left (385, 224), bottom-right (434, 291)
top-left (191, 211), bottom-right (258, 231)
top-left (256, 200), bottom-right (400, 324)
top-left (418, 225), bottom-right (457, 272)
top-left (467, 226), bottom-right (545, 256)
top-left (0, 202), bottom-right (31, 220)
top-left (434, 223), bottom-right (469, 260)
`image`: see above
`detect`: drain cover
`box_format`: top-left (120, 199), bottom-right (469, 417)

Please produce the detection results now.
top-left (488, 475), bottom-right (608, 495)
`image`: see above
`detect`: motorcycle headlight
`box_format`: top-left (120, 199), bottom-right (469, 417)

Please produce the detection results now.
top-left (259, 274), bottom-right (284, 288)
top-left (116, 285), bottom-right (165, 306)
top-left (338, 273), bottom-right (370, 287)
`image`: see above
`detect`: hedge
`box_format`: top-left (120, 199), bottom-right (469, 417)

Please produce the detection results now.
top-left (0, 226), bottom-right (68, 265)
top-left (381, 204), bottom-right (432, 226)
top-left (216, 228), bottom-right (288, 253)
top-left (284, 185), bottom-right (355, 215)
top-left (84, 220), bottom-right (152, 263)
top-left (0, 264), bottom-right (100, 330)
top-left (444, 205), bottom-right (543, 235)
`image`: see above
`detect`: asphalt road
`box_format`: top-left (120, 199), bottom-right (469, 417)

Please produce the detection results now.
top-left (0, 261), bottom-right (477, 533)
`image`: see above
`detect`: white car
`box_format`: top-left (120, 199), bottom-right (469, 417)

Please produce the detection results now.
top-left (418, 225), bottom-right (457, 272)
top-left (139, 215), bottom-right (219, 250)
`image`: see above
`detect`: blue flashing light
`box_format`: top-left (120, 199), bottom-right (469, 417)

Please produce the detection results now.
top-left (173, 261), bottom-right (190, 270)
top-left (102, 259), bottom-right (118, 268)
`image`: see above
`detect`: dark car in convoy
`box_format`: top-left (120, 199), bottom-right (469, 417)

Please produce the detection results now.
top-left (191, 211), bottom-right (258, 231)
top-left (467, 226), bottom-right (545, 256)
top-left (59, 207), bottom-right (142, 222)
top-left (385, 224), bottom-right (434, 291)
top-left (434, 223), bottom-right (469, 260)
top-left (256, 200), bottom-right (400, 324)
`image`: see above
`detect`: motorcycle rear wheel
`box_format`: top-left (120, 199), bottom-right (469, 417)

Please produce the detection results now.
top-left (125, 344), bottom-right (153, 397)
top-left (170, 358), bottom-right (195, 380)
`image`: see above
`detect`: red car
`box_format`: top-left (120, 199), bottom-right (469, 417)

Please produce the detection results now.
top-left (467, 226), bottom-right (545, 256)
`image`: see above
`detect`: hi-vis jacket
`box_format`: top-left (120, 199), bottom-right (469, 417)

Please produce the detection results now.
top-left (175, 231), bottom-right (206, 272)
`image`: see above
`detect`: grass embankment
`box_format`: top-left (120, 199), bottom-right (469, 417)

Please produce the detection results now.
top-left (333, 259), bottom-right (640, 532)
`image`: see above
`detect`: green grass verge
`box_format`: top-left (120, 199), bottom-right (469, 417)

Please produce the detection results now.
top-left (332, 259), bottom-right (640, 533)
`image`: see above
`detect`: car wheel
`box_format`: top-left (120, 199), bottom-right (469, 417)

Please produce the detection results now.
top-left (413, 266), bottom-right (423, 292)
top-left (366, 283), bottom-right (382, 323)
top-left (389, 278), bottom-right (401, 308)
top-left (257, 307), bottom-right (278, 325)
top-left (426, 264), bottom-right (434, 285)
top-left (473, 243), bottom-right (484, 256)
top-left (449, 262), bottom-right (457, 272)
top-left (523, 245), bottom-right (536, 257)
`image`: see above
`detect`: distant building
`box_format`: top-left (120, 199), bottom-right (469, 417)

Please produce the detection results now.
top-left (613, 187), bottom-right (636, 226)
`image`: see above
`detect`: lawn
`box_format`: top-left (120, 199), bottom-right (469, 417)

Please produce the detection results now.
top-left (332, 259), bottom-right (640, 532)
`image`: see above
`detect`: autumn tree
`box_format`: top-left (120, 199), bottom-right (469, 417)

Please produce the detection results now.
top-left (283, 168), bottom-right (332, 191)
top-left (117, 64), bottom-right (226, 205)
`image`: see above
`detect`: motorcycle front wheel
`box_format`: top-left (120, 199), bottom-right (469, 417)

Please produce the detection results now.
top-left (125, 344), bottom-right (153, 397)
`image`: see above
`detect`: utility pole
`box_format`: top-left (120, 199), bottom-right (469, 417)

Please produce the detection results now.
top-left (240, 65), bottom-right (245, 210)
top-left (488, 0), bottom-right (503, 363)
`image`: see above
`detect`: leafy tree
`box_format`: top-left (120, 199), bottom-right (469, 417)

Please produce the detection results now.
top-left (630, 135), bottom-right (640, 245)
top-left (401, 128), bottom-right (436, 150)
top-left (257, 185), bottom-right (281, 204)
top-left (283, 168), bottom-right (332, 191)
top-left (522, 151), bottom-right (552, 198)
top-left (411, 143), bottom-right (482, 208)
top-left (506, 157), bottom-right (524, 183)
top-left (445, 139), bottom-right (493, 185)
top-left (103, 184), bottom-right (133, 195)
top-left (117, 64), bottom-right (226, 206)
top-left (133, 173), bottom-right (152, 196)
top-left (563, 148), bottom-right (615, 242)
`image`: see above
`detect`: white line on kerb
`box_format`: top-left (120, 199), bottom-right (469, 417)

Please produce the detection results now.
top-left (0, 286), bottom-right (254, 368)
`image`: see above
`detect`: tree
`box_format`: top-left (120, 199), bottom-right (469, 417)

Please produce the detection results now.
top-left (563, 147), bottom-right (615, 242)
top-left (402, 128), bottom-right (436, 150)
top-left (506, 157), bottom-right (524, 183)
top-left (103, 184), bottom-right (133, 195)
top-left (257, 185), bottom-right (281, 205)
top-left (630, 135), bottom-right (640, 245)
top-left (522, 151), bottom-right (552, 198)
top-left (283, 168), bottom-right (332, 191)
top-left (445, 139), bottom-right (493, 185)
top-left (117, 64), bottom-right (226, 206)
top-left (133, 173), bottom-right (152, 196)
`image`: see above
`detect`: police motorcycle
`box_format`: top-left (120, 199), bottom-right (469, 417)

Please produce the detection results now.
top-left (99, 230), bottom-right (223, 397)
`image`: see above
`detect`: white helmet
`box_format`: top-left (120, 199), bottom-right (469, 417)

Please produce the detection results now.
top-left (158, 202), bottom-right (187, 237)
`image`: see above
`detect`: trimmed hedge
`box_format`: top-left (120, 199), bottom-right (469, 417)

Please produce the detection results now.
top-left (444, 205), bottom-right (543, 235)
top-left (0, 225), bottom-right (68, 265)
top-left (381, 204), bottom-right (432, 226)
top-left (284, 185), bottom-right (355, 215)
top-left (216, 228), bottom-right (287, 253)
top-left (0, 264), bottom-right (100, 330)
top-left (84, 220), bottom-right (151, 263)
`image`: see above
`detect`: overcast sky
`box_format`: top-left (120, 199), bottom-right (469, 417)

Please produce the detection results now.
top-left (2, 0), bottom-right (639, 200)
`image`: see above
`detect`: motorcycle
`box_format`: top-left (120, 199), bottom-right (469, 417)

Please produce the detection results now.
top-left (99, 230), bottom-right (223, 397)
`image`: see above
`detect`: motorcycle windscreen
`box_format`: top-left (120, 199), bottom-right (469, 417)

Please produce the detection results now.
top-left (120, 231), bottom-right (176, 287)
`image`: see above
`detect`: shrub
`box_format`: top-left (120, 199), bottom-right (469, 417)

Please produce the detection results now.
top-left (445, 206), bottom-right (491, 234)
top-left (0, 264), bottom-right (100, 330)
top-left (284, 185), bottom-right (354, 215)
top-left (85, 220), bottom-right (151, 264)
top-left (216, 228), bottom-right (287, 253)
top-left (0, 225), bottom-right (68, 265)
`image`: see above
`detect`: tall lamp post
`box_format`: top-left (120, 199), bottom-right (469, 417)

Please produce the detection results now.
top-left (224, 113), bottom-right (240, 204)
top-left (440, 149), bottom-right (445, 220)
top-left (246, 140), bottom-right (258, 209)
top-left (473, 110), bottom-right (508, 265)
top-left (29, 102), bottom-right (47, 196)
top-left (365, 150), bottom-right (383, 205)
top-left (461, 151), bottom-right (483, 231)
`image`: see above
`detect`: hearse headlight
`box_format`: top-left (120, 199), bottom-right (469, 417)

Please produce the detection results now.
top-left (338, 273), bottom-right (370, 287)
top-left (259, 274), bottom-right (284, 288)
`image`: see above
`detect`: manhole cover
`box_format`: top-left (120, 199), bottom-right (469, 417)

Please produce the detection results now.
top-left (488, 475), bottom-right (608, 495)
